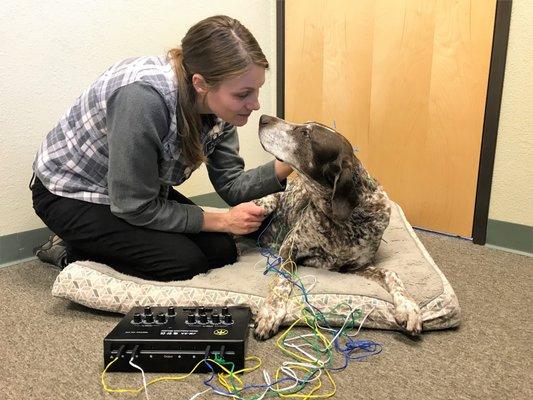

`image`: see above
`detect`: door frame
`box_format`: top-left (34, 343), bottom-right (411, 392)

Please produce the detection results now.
top-left (275, 0), bottom-right (513, 244)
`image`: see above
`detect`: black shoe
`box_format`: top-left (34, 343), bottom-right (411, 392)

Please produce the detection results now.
top-left (35, 234), bottom-right (68, 269)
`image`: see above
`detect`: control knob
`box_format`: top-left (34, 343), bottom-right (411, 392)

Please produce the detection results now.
top-left (157, 313), bottom-right (166, 324)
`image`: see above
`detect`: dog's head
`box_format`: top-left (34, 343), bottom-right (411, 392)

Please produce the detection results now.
top-left (258, 114), bottom-right (365, 220)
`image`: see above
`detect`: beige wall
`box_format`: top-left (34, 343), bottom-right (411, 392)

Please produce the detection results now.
top-left (1, 0), bottom-right (530, 239)
top-left (488, 0), bottom-right (533, 226)
top-left (0, 0), bottom-right (277, 236)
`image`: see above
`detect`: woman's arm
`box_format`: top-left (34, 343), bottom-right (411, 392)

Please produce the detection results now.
top-left (202, 202), bottom-right (265, 235)
top-left (107, 83), bottom-right (205, 233)
top-left (206, 125), bottom-right (289, 205)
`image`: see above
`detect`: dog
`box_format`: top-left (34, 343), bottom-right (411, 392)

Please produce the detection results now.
top-left (252, 115), bottom-right (422, 340)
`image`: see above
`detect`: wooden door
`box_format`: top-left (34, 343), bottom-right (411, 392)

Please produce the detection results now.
top-left (285, 0), bottom-right (496, 237)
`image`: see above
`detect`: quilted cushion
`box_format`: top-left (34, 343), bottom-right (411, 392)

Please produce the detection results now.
top-left (51, 202), bottom-right (461, 331)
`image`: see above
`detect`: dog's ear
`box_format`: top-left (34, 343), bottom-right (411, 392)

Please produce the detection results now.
top-left (331, 164), bottom-right (359, 220)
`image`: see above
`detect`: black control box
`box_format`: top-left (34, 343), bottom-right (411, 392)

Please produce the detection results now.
top-left (104, 305), bottom-right (251, 373)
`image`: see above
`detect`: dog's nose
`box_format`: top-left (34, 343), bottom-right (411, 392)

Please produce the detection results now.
top-left (259, 115), bottom-right (274, 126)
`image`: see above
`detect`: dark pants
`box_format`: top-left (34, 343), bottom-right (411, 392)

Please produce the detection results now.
top-left (31, 178), bottom-right (237, 281)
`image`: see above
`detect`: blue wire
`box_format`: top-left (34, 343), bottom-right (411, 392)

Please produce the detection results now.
top-left (260, 247), bottom-right (384, 372)
top-left (133, 233), bottom-right (383, 399)
top-left (201, 359), bottom-right (229, 395)
top-left (329, 337), bottom-right (383, 371)
top-left (258, 245), bottom-right (330, 319)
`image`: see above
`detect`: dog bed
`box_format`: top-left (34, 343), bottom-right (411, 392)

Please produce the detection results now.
top-left (51, 202), bottom-right (461, 331)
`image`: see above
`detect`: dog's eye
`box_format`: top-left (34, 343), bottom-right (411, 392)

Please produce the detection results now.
top-left (301, 128), bottom-right (310, 138)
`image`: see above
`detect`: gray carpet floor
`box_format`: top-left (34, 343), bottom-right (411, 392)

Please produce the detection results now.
top-left (1, 230), bottom-right (531, 400)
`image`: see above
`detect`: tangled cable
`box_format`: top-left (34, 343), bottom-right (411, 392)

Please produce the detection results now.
top-left (101, 212), bottom-right (383, 399)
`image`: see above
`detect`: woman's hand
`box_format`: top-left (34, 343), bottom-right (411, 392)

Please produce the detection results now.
top-left (225, 202), bottom-right (265, 234)
top-left (203, 202), bottom-right (265, 234)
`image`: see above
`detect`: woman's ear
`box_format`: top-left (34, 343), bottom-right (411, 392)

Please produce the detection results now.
top-left (192, 73), bottom-right (209, 95)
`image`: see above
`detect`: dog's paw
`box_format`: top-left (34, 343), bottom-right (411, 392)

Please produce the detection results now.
top-left (253, 195), bottom-right (278, 216)
top-left (253, 303), bottom-right (286, 341)
top-left (394, 296), bottom-right (422, 335)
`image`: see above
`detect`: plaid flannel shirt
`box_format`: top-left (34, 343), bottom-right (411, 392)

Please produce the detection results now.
top-left (33, 55), bottom-right (229, 204)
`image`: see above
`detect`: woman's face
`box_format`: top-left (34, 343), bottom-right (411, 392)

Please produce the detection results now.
top-left (197, 64), bottom-right (266, 127)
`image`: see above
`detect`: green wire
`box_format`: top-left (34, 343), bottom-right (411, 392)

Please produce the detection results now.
top-left (247, 224), bottom-right (367, 398)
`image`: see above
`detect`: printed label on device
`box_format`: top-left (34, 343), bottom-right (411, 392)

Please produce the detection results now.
top-left (160, 329), bottom-right (199, 336)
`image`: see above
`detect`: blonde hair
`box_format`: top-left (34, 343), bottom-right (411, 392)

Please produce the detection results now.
top-left (168, 15), bottom-right (269, 167)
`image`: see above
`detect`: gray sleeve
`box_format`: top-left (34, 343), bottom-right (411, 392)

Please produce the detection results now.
top-left (106, 82), bottom-right (204, 233)
top-left (206, 125), bottom-right (286, 206)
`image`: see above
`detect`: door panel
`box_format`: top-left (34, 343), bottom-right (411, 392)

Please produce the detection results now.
top-left (285, 0), bottom-right (496, 237)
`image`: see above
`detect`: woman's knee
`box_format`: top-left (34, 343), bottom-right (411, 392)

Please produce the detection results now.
top-left (150, 233), bottom-right (237, 279)
top-left (129, 241), bottom-right (213, 281)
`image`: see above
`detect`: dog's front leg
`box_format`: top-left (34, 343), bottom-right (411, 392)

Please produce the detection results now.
top-left (356, 266), bottom-right (422, 335)
top-left (253, 272), bottom-right (293, 340)
top-left (253, 193), bottom-right (281, 217)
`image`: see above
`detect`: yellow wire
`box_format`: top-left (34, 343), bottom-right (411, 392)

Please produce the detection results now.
top-left (101, 357), bottom-right (141, 394)
top-left (267, 242), bottom-right (338, 399)
top-left (273, 362), bottom-right (337, 399)
top-left (102, 228), bottom-right (342, 399)
top-left (101, 355), bottom-right (261, 395)
top-left (274, 365), bottom-right (314, 395)
top-left (216, 355), bottom-right (262, 392)
top-left (278, 369), bottom-right (336, 399)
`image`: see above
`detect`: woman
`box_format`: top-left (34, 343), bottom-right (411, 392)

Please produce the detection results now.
top-left (31, 15), bottom-right (292, 281)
